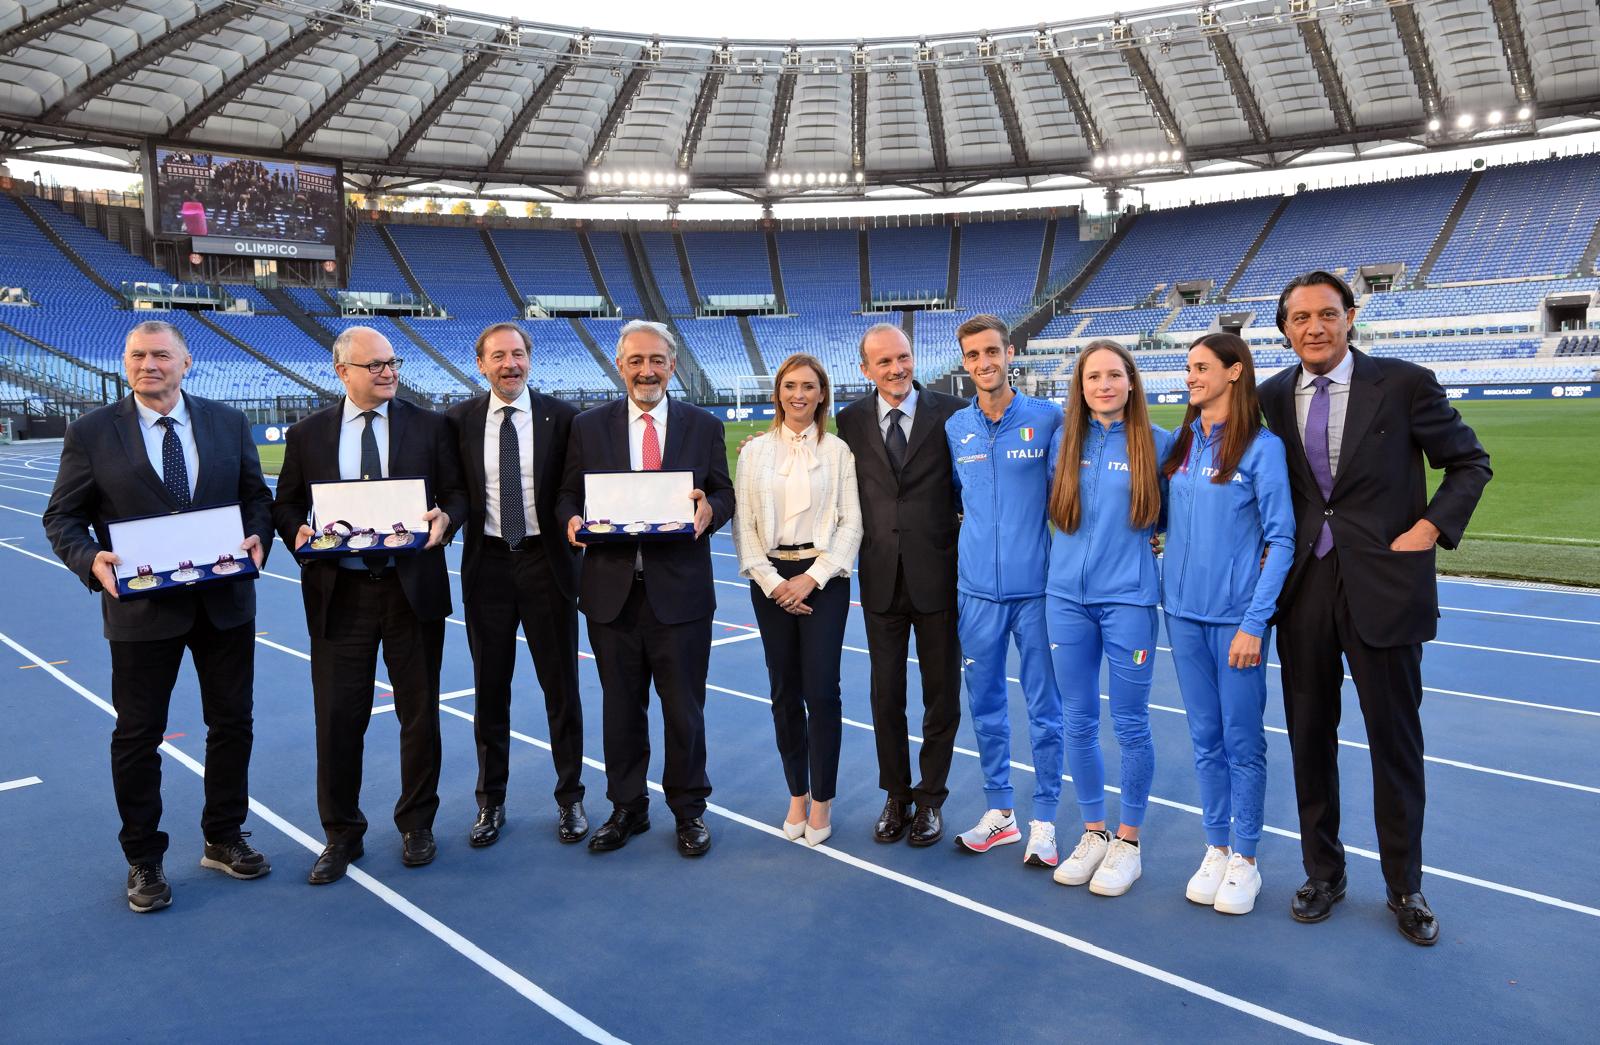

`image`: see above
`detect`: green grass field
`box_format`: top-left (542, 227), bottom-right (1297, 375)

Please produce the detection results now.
top-left (258, 399), bottom-right (1599, 587)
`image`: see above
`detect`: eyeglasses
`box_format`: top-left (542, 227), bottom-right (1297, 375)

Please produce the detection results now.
top-left (343, 357), bottom-right (404, 374)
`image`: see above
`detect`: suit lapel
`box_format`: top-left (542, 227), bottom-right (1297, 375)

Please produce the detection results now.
top-left (529, 393), bottom-right (555, 492)
top-left (610, 398), bottom-right (632, 471)
top-left (1272, 368), bottom-right (1316, 492)
top-left (1331, 349), bottom-right (1382, 497)
top-left (660, 397), bottom-right (682, 469)
top-left (902, 386), bottom-right (942, 465)
top-left (386, 398), bottom-right (408, 477)
top-left (185, 392), bottom-right (216, 504)
top-left (849, 397), bottom-right (893, 476)
top-left (466, 395), bottom-right (490, 493)
top-left (115, 395), bottom-right (180, 509)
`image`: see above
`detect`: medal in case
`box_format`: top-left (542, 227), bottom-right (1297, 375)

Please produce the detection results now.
top-left (309, 521), bottom-right (346, 551)
top-left (170, 560), bottom-right (203, 583)
top-left (346, 528), bottom-right (379, 551)
top-left (383, 522), bottom-right (413, 549)
top-left (212, 553), bottom-right (242, 576)
top-left (656, 521), bottom-right (686, 533)
top-left (622, 521), bottom-right (650, 534)
top-left (585, 519), bottom-right (616, 534)
top-left (127, 564), bottom-right (161, 591)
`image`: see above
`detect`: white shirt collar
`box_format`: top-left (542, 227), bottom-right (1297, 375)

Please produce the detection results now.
top-left (1298, 348), bottom-right (1355, 389)
top-left (343, 398), bottom-right (391, 423)
top-left (877, 387), bottom-right (917, 421)
top-left (627, 396), bottom-right (669, 426)
top-left (135, 394), bottom-right (190, 430)
top-left (490, 387), bottom-right (532, 415)
top-left (781, 422), bottom-right (817, 445)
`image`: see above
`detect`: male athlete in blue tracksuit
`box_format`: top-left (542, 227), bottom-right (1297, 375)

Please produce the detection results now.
top-left (1163, 414), bottom-right (1295, 907)
top-left (944, 315), bottom-right (1064, 863)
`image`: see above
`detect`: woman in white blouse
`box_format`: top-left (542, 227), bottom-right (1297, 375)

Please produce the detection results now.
top-left (734, 353), bottom-right (864, 846)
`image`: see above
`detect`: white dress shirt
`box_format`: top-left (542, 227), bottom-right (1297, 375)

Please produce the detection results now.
top-left (774, 424), bottom-right (826, 546)
top-left (337, 397), bottom-right (390, 480)
top-left (483, 388), bottom-right (538, 538)
top-left (134, 394), bottom-right (198, 498)
top-left (1293, 347), bottom-right (1355, 478)
top-left (626, 396), bottom-right (669, 469)
top-left (876, 387), bottom-right (917, 445)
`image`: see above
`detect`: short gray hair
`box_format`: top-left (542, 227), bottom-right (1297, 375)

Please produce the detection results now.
top-left (857, 322), bottom-right (910, 365)
top-left (125, 320), bottom-right (188, 354)
top-left (331, 325), bottom-right (387, 365)
top-left (615, 319), bottom-right (677, 361)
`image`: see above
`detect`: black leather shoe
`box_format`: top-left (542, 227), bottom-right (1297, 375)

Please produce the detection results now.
top-left (1290, 873), bottom-right (1348, 923)
top-left (401, 829), bottom-right (437, 867)
top-left (469, 805), bottom-right (505, 848)
top-left (874, 798), bottom-right (912, 843)
top-left (558, 801), bottom-right (589, 844)
top-left (1388, 892), bottom-right (1440, 946)
top-left (587, 808), bottom-right (650, 852)
top-left (126, 863), bottom-right (171, 913)
top-left (201, 832), bottom-right (271, 879)
top-left (308, 842), bottom-right (363, 885)
top-left (676, 817), bottom-right (711, 857)
top-left (908, 805), bottom-right (944, 847)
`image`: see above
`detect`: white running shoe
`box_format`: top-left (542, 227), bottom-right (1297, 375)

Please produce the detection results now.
top-left (954, 809), bottom-right (1021, 853)
top-left (1088, 837), bottom-right (1142, 897)
top-left (1213, 852), bottom-right (1262, 915)
top-left (1185, 845), bottom-right (1232, 905)
top-left (1053, 830), bottom-right (1110, 886)
top-left (1023, 821), bottom-right (1058, 867)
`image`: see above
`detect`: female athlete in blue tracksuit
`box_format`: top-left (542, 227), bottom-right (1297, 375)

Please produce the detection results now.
top-left (1044, 341), bottom-right (1173, 896)
top-left (1162, 332), bottom-right (1295, 916)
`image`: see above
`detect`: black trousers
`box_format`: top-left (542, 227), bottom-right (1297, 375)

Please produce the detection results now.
top-left (862, 562), bottom-right (962, 809)
top-left (749, 558), bottom-right (849, 802)
top-left (465, 540), bottom-right (584, 808)
top-left (310, 570), bottom-right (445, 845)
top-left (108, 609), bottom-right (255, 864)
top-left (587, 578), bottom-right (711, 820)
top-left (1277, 550), bottom-right (1427, 895)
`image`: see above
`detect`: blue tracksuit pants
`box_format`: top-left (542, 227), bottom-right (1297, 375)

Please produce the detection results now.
top-left (957, 593), bottom-right (1063, 822)
top-left (1046, 598), bottom-right (1157, 828)
top-left (1165, 615), bottom-right (1269, 857)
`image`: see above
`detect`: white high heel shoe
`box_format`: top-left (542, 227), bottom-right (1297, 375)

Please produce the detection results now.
top-left (783, 819), bottom-right (807, 841)
top-left (803, 822), bottom-right (832, 847)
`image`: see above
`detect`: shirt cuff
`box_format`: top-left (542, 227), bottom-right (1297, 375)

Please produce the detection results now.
top-left (804, 561), bottom-right (835, 589)
top-left (752, 565), bottom-right (783, 598)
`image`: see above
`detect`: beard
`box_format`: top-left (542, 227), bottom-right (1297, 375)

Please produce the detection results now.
top-left (631, 377), bottom-right (665, 404)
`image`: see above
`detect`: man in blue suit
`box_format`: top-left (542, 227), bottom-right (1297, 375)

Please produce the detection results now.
top-left (44, 320), bottom-right (274, 913)
top-left (556, 321), bottom-right (735, 858)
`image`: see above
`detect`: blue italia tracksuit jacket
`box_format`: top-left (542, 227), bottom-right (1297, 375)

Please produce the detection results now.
top-left (1162, 418), bottom-right (1295, 856)
top-left (947, 392), bottom-right (1064, 820)
top-left (1044, 420), bottom-right (1173, 827)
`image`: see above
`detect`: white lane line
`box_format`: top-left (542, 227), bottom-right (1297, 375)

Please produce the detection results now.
top-left (0, 775), bottom-right (43, 793)
top-left (0, 469), bottom-right (54, 484)
top-left (710, 630), bottom-right (764, 648)
top-left (1443, 606), bottom-right (1600, 627)
top-left (1425, 639), bottom-right (1600, 665)
top-left (1470, 531), bottom-right (1600, 546)
top-left (374, 688), bottom-right (476, 716)
top-left (0, 482), bottom-right (46, 497)
top-left (435, 702), bottom-right (1365, 1044)
top-left (0, 628), bottom-right (625, 1045)
top-left (0, 503), bottom-right (42, 518)
top-left (1441, 577), bottom-right (1600, 598)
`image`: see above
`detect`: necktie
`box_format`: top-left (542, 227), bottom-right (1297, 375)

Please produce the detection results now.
top-left (499, 406), bottom-right (527, 547)
top-left (156, 416), bottom-right (191, 509)
top-left (360, 410), bottom-right (382, 480)
top-left (641, 413), bottom-right (661, 471)
top-left (884, 407), bottom-right (907, 477)
top-left (1304, 376), bottom-right (1335, 558)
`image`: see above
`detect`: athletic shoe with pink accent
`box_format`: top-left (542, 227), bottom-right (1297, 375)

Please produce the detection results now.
top-left (954, 809), bottom-right (1020, 853)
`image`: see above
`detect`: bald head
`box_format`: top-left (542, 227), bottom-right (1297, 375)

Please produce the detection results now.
top-left (858, 323), bottom-right (915, 404)
top-left (332, 325), bottom-right (400, 409)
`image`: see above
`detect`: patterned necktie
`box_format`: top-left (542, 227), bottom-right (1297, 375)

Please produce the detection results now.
top-left (1304, 376), bottom-right (1335, 558)
top-left (641, 413), bottom-right (661, 471)
top-left (156, 417), bottom-right (191, 509)
top-left (499, 405), bottom-right (527, 546)
top-left (884, 407), bottom-right (907, 477)
top-left (360, 410), bottom-right (382, 480)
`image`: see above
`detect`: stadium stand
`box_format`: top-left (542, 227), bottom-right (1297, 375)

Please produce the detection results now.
top-left (959, 219), bottom-right (1047, 319)
top-left (641, 232), bottom-right (695, 317)
top-left (586, 232), bottom-right (648, 318)
top-left (489, 229), bottom-right (603, 301)
top-left (1428, 154), bottom-right (1600, 283)
top-left (681, 231), bottom-right (773, 299)
top-left (869, 226), bottom-right (951, 298)
top-left (1358, 278), bottom-right (1600, 320)
top-left (1073, 196), bottom-right (1283, 307)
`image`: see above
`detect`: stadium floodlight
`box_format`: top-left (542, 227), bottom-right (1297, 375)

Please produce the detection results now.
top-left (587, 170), bottom-right (599, 184)
top-left (1171, 149), bottom-right (1183, 162)
top-left (855, 171), bottom-right (864, 184)
top-left (1158, 150), bottom-right (1169, 163)
top-left (1092, 156), bottom-right (1105, 170)
top-left (679, 173), bottom-right (690, 187)
top-left (1456, 113), bottom-right (1474, 129)
top-left (1119, 153), bottom-right (1132, 167)
top-left (1517, 106), bottom-right (1532, 120)
top-left (626, 172), bottom-right (640, 187)
top-left (1487, 111), bottom-right (1503, 125)
top-left (805, 172), bottom-right (816, 185)
top-left (1144, 152), bottom-right (1156, 165)
top-left (768, 172), bottom-right (779, 187)
top-left (1427, 118), bottom-right (1441, 132)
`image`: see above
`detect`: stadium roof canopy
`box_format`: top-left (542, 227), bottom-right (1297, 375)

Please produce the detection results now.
top-left (1, 0), bottom-right (1599, 204)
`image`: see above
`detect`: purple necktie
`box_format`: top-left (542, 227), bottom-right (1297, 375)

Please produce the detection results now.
top-left (1304, 375), bottom-right (1334, 558)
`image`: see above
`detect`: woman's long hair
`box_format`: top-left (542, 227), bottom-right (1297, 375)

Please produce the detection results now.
top-left (1160, 332), bottom-right (1261, 484)
top-left (769, 352), bottom-right (832, 440)
top-left (1049, 340), bottom-right (1161, 533)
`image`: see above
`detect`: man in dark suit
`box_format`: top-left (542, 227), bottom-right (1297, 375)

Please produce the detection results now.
top-left (834, 323), bottom-right (964, 846)
top-left (44, 320), bottom-right (274, 913)
top-left (556, 320), bottom-right (734, 858)
top-left (1259, 271), bottom-right (1491, 946)
top-left (446, 323), bottom-right (586, 848)
top-left (272, 325), bottom-right (466, 884)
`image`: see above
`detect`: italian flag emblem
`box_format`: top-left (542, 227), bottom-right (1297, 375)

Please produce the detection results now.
top-left (1132, 650), bottom-right (1149, 666)
top-left (1020, 427), bottom-right (1035, 441)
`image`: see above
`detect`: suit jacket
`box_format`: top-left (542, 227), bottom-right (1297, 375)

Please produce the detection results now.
top-left (834, 384), bottom-right (965, 615)
top-left (271, 397), bottom-right (468, 638)
top-left (43, 392), bottom-right (273, 642)
top-left (1259, 347), bottom-right (1491, 647)
top-left (446, 391), bottom-right (580, 603)
top-left (554, 396), bottom-right (735, 625)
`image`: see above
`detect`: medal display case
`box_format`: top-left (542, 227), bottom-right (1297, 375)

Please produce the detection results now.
top-left (106, 503), bottom-right (259, 600)
top-left (301, 477), bottom-right (431, 559)
top-left (577, 470), bottom-right (697, 543)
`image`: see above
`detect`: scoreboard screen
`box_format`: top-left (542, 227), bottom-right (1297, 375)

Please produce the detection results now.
top-left (150, 146), bottom-right (342, 259)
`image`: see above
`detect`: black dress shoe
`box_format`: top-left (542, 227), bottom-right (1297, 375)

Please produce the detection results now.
top-left (308, 842), bottom-right (363, 885)
top-left (588, 808), bottom-right (650, 852)
top-left (1388, 892), bottom-right (1440, 946)
top-left (126, 862), bottom-right (171, 913)
top-left (1290, 873), bottom-right (1348, 923)
top-left (676, 817), bottom-right (712, 857)
top-left (401, 829), bottom-right (437, 867)
top-left (908, 805), bottom-right (944, 847)
top-left (469, 805), bottom-right (505, 848)
top-left (558, 801), bottom-right (589, 844)
top-left (201, 832), bottom-right (271, 879)
top-left (874, 798), bottom-right (911, 843)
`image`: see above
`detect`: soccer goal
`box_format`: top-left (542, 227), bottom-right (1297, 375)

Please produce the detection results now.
top-left (732, 374), bottom-right (775, 422)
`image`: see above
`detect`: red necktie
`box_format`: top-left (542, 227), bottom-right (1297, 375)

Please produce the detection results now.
top-left (641, 413), bottom-right (661, 471)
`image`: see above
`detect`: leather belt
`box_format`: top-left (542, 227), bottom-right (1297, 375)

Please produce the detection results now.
top-left (769, 543), bottom-right (820, 562)
top-left (484, 534), bottom-right (537, 553)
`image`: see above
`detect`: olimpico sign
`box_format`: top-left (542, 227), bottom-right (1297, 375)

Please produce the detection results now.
top-left (190, 235), bottom-right (336, 260)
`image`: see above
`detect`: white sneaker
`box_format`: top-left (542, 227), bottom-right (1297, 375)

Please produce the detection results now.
top-left (1088, 837), bottom-right (1142, 896)
top-left (954, 809), bottom-right (1020, 853)
top-left (1213, 853), bottom-right (1262, 915)
top-left (1053, 831), bottom-right (1110, 886)
top-left (1023, 821), bottom-right (1058, 867)
top-left (1185, 845), bottom-right (1231, 905)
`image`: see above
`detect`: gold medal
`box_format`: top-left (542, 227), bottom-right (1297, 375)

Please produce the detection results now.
top-left (127, 565), bottom-right (161, 591)
top-left (585, 520), bottom-right (616, 534)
